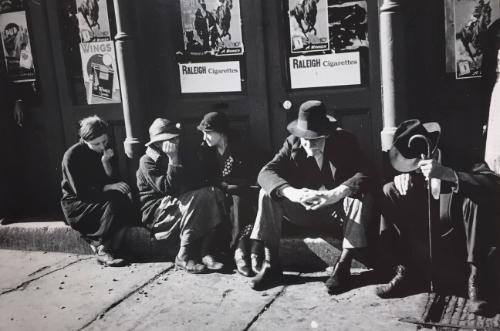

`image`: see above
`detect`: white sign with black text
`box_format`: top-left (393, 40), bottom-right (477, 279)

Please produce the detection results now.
top-left (179, 61), bottom-right (241, 93)
top-left (289, 52), bottom-right (361, 89)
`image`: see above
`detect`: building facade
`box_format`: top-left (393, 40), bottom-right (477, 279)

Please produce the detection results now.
top-left (0, 0), bottom-right (496, 218)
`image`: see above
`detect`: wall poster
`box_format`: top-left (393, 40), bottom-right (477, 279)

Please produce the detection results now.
top-left (79, 41), bottom-right (121, 104)
top-left (287, 0), bottom-right (368, 89)
top-left (75, 0), bottom-right (111, 42)
top-left (289, 0), bottom-right (329, 53)
top-left (178, 61), bottom-right (241, 93)
top-left (289, 52), bottom-right (360, 89)
top-left (0, 10), bottom-right (36, 82)
top-left (179, 0), bottom-right (244, 56)
top-left (74, 0), bottom-right (120, 104)
top-left (453, 0), bottom-right (500, 79)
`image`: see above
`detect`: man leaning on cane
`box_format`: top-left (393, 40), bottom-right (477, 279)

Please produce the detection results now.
top-left (249, 100), bottom-right (375, 293)
top-left (376, 119), bottom-right (500, 315)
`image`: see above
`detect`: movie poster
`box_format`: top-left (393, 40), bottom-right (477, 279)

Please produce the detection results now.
top-left (79, 41), bottom-right (121, 104)
top-left (454, 0), bottom-right (500, 79)
top-left (0, 11), bottom-right (35, 82)
top-left (289, 0), bottom-right (329, 53)
top-left (328, 0), bottom-right (368, 52)
top-left (179, 0), bottom-right (244, 56)
top-left (75, 0), bottom-right (111, 42)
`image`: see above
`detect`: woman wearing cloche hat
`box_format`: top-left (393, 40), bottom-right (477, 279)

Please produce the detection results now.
top-left (136, 118), bottom-right (226, 273)
top-left (197, 112), bottom-right (263, 277)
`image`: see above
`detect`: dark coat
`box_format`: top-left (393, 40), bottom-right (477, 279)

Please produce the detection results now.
top-left (258, 125), bottom-right (373, 199)
top-left (197, 140), bottom-right (258, 194)
top-left (136, 147), bottom-right (185, 227)
top-left (197, 140), bottom-right (260, 246)
top-left (60, 141), bottom-right (133, 245)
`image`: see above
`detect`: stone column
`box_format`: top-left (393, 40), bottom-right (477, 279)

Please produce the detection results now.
top-left (113, 0), bottom-right (144, 158)
top-left (379, 0), bottom-right (408, 151)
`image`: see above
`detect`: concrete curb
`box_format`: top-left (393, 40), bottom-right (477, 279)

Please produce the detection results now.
top-left (0, 222), bottom-right (367, 269)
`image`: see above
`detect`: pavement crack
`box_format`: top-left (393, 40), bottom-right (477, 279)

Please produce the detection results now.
top-left (0, 256), bottom-right (92, 295)
top-left (78, 265), bottom-right (175, 331)
top-left (242, 282), bottom-right (291, 331)
top-left (27, 265), bottom-right (50, 277)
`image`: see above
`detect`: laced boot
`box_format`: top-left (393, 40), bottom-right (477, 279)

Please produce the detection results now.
top-left (468, 273), bottom-right (488, 315)
top-left (375, 265), bottom-right (409, 298)
top-left (325, 261), bottom-right (351, 294)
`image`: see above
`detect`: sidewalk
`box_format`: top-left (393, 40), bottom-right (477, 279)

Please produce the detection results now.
top-left (0, 249), bottom-right (428, 331)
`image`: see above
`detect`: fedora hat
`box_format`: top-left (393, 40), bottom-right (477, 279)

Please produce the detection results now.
top-left (389, 119), bottom-right (441, 172)
top-left (287, 100), bottom-right (335, 139)
top-left (197, 111), bottom-right (229, 133)
top-left (145, 118), bottom-right (180, 147)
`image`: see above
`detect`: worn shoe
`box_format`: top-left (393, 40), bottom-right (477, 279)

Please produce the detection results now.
top-left (250, 253), bottom-right (262, 274)
top-left (201, 255), bottom-right (224, 271)
top-left (96, 251), bottom-right (126, 267)
top-left (375, 265), bottom-right (409, 298)
top-left (234, 249), bottom-right (252, 277)
top-left (175, 256), bottom-right (206, 274)
top-left (250, 264), bottom-right (283, 291)
top-left (468, 273), bottom-right (489, 315)
top-left (325, 262), bottom-right (351, 294)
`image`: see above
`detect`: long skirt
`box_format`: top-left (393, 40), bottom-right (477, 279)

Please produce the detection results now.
top-left (61, 190), bottom-right (135, 247)
top-left (152, 186), bottom-right (225, 248)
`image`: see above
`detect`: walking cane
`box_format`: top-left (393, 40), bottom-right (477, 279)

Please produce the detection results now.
top-left (408, 134), bottom-right (434, 292)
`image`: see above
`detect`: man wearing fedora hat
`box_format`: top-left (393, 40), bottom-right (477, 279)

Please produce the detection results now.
top-left (376, 119), bottom-right (500, 315)
top-left (136, 118), bottom-right (226, 274)
top-left (249, 100), bottom-right (375, 293)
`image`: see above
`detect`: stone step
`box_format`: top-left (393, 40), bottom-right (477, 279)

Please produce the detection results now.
top-left (0, 221), bottom-right (368, 270)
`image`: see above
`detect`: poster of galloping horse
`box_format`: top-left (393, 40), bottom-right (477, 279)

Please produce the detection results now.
top-left (179, 0), bottom-right (244, 56)
top-left (453, 0), bottom-right (500, 79)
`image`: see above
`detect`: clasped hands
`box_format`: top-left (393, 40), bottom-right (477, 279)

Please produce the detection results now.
top-left (394, 156), bottom-right (455, 196)
top-left (282, 185), bottom-right (351, 210)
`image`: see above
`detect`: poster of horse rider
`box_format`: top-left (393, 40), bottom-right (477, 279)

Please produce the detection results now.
top-left (179, 0), bottom-right (244, 56)
top-left (0, 0), bottom-right (23, 13)
top-left (328, 0), bottom-right (369, 52)
top-left (454, 0), bottom-right (500, 79)
top-left (75, 0), bottom-right (111, 43)
top-left (79, 41), bottom-right (121, 104)
top-left (289, 0), bottom-right (330, 53)
top-left (0, 10), bottom-right (35, 82)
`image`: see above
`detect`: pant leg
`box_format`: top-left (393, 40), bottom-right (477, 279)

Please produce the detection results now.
top-left (380, 181), bottom-right (428, 265)
top-left (339, 193), bottom-right (374, 249)
top-left (177, 186), bottom-right (225, 248)
top-left (460, 196), bottom-right (496, 267)
top-left (250, 189), bottom-right (285, 254)
top-left (250, 188), bottom-right (367, 255)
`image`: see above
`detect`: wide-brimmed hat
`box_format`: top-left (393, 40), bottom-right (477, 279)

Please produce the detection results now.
top-left (197, 111), bottom-right (229, 133)
top-left (287, 100), bottom-right (335, 139)
top-left (145, 118), bottom-right (180, 147)
top-left (389, 119), bottom-right (441, 172)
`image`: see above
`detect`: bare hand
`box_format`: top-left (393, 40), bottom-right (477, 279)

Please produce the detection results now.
top-left (281, 187), bottom-right (317, 205)
top-left (394, 173), bottom-right (412, 196)
top-left (101, 148), bottom-right (114, 162)
top-left (418, 159), bottom-right (455, 182)
top-left (162, 140), bottom-right (180, 164)
top-left (302, 185), bottom-right (351, 210)
top-left (103, 181), bottom-right (131, 194)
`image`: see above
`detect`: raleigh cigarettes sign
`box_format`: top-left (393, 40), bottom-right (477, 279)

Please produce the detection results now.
top-left (179, 61), bottom-right (241, 93)
top-left (289, 52), bottom-right (360, 89)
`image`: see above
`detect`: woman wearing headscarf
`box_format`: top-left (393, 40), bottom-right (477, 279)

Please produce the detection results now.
top-left (61, 115), bottom-right (134, 267)
top-left (137, 118), bottom-right (226, 274)
top-left (197, 112), bottom-right (261, 277)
